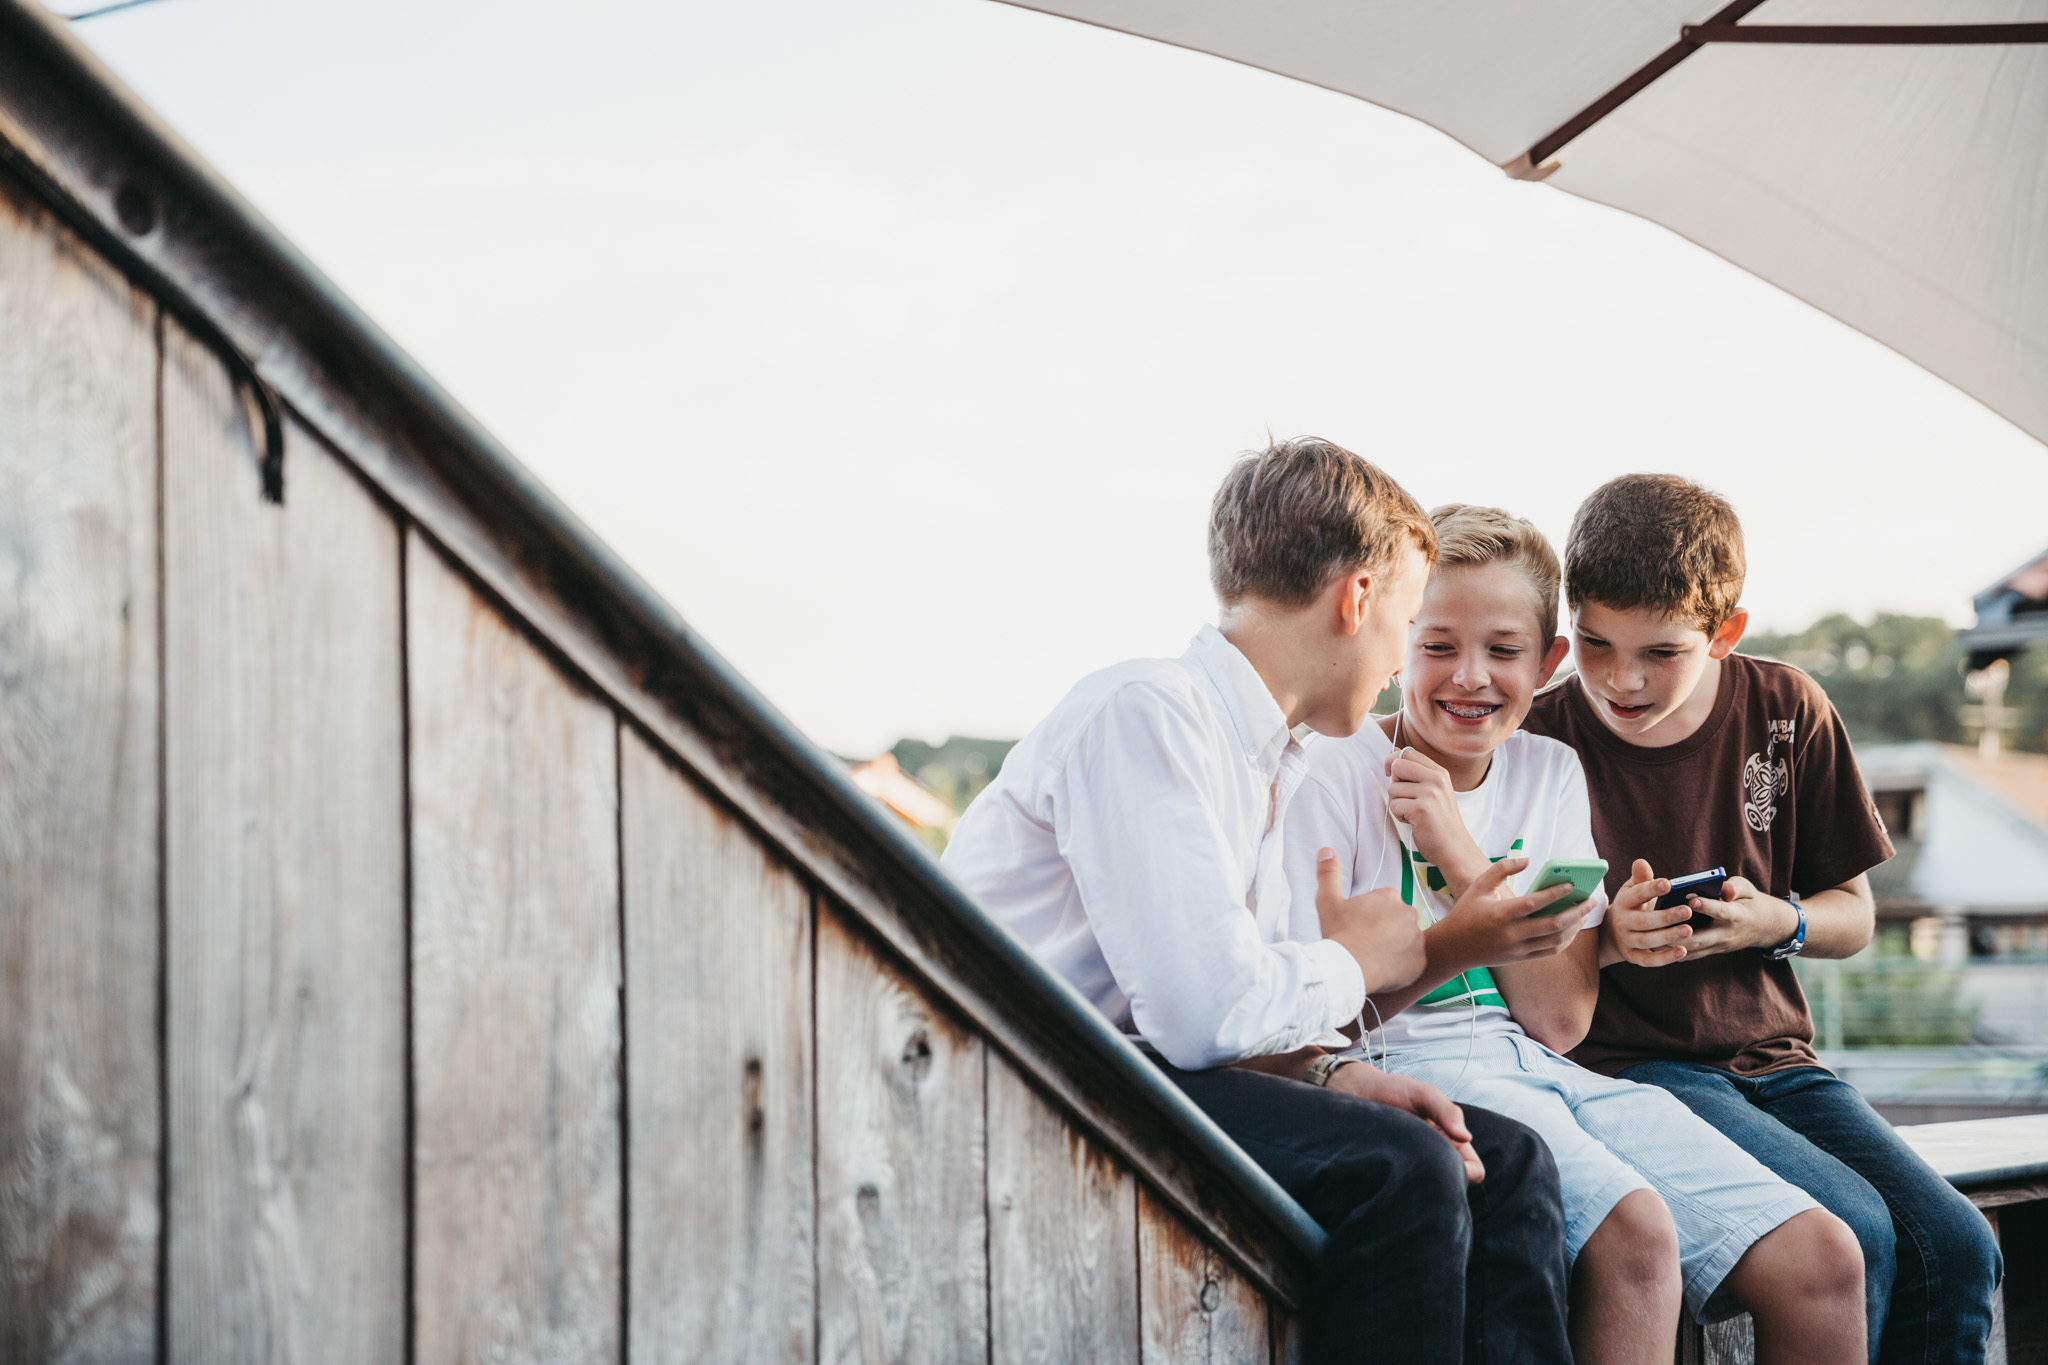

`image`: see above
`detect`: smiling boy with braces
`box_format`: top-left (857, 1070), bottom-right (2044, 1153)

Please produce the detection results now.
top-left (1285, 503), bottom-right (1867, 1365)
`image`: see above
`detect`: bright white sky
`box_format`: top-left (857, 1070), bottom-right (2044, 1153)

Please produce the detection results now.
top-left (73, 0), bottom-right (2048, 756)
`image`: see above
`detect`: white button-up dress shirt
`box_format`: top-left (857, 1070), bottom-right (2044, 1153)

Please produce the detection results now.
top-left (942, 625), bottom-right (1367, 1070)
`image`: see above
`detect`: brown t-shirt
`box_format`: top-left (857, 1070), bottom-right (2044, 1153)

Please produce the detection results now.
top-left (1523, 654), bottom-right (1893, 1077)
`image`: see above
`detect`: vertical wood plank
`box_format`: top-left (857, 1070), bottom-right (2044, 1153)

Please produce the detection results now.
top-left (1702, 1313), bottom-right (1755, 1365)
top-left (161, 323), bottom-right (407, 1362)
top-left (0, 177), bottom-right (162, 1361)
top-left (987, 1053), bottom-right (1138, 1365)
top-left (1140, 1187), bottom-right (1269, 1365)
top-left (1267, 1303), bottom-right (1304, 1365)
top-left (407, 533), bottom-right (622, 1364)
top-left (816, 903), bottom-right (988, 1365)
top-left (1984, 1207), bottom-right (2008, 1365)
top-left (620, 728), bottom-right (813, 1363)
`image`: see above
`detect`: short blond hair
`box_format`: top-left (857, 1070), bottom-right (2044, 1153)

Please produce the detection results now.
top-left (1208, 436), bottom-right (1437, 608)
top-left (1565, 475), bottom-right (1744, 633)
top-left (1429, 503), bottom-right (1562, 641)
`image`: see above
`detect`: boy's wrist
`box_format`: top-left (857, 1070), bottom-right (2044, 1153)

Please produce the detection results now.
top-left (1760, 894), bottom-right (1805, 956)
top-left (1418, 833), bottom-right (1488, 899)
top-left (1423, 919), bottom-right (1480, 977)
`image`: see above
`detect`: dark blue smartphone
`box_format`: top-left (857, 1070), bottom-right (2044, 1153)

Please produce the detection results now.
top-left (1657, 867), bottom-right (1726, 932)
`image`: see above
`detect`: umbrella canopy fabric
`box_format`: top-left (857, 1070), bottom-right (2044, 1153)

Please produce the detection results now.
top-left (1003, 1), bottom-right (2048, 447)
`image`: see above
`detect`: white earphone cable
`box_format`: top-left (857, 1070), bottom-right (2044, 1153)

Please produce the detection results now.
top-left (1381, 707), bottom-right (1481, 1090)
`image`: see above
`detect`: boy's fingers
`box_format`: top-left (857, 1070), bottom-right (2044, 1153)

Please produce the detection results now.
top-left (1504, 882), bottom-right (1574, 923)
top-left (1467, 857), bottom-right (1526, 898)
top-left (1315, 848), bottom-right (1344, 904)
top-left (1627, 857), bottom-right (1656, 887)
top-left (1629, 924), bottom-right (1691, 951)
top-left (1406, 1084), bottom-right (1471, 1143)
top-left (1616, 876), bottom-right (1671, 909)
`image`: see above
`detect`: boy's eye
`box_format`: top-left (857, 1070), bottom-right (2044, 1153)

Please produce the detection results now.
top-left (1421, 643), bottom-right (1455, 655)
top-left (1491, 647), bottom-right (1523, 659)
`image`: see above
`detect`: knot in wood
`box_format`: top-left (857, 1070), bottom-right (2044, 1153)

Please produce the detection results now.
top-left (899, 1028), bottom-right (933, 1084)
top-left (856, 1184), bottom-right (881, 1221)
top-left (1198, 1279), bottom-right (1221, 1314)
top-left (742, 1056), bottom-right (765, 1137)
top-left (114, 182), bottom-right (155, 236)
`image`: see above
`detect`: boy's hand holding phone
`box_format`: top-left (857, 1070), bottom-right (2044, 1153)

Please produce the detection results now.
top-left (1678, 875), bottom-right (1801, 959)
top-left (1428, 856), bottom-right (1587, 971)
top-left (1604, 862), bottom-right (1804, 965)
top-left (1603, 859), bottom-right (1690, 966)
top-left (1315, 849), bottom-right (1428, 993)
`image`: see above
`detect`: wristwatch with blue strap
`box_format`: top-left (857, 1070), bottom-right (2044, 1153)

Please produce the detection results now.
top-left (1765, 892), bottom-right (1806, 960)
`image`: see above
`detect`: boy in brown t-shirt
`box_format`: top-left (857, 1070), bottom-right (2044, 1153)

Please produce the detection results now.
top-left (1524, 475), bottom-right (1999, 1362)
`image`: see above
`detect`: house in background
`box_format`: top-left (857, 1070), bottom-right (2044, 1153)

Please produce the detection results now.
top-left (1861, 742), bottom-right (2048, 962)
top-left (846, 751), bottom-right (959, 852)
top-left (1830, 743), bottom-right (2048, 1120)
top-left (1960, 546), bottom-right (2048, 670)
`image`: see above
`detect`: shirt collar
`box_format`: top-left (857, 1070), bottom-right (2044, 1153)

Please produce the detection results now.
top-left (1183, 625), bottom-right (1294, 771)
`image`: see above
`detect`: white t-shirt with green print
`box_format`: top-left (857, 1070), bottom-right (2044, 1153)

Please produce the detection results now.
top-left (1283, 723), bottom-right (1608, 1053)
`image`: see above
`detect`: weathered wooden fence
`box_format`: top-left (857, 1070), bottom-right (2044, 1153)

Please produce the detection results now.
top-left (0, 5), bottom-right (1319, 1360)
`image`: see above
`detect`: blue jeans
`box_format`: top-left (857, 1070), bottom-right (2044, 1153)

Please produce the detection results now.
top-left (1622, 1061), bottom-right (2001, 1365)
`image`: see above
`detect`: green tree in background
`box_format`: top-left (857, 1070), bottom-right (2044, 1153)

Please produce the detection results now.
top-left (1740, 614), bottom-right (1969, 746)
top-left (1739, 613), bottom-right (2048, 755)
top-left (891, 736), bottom-right (1016, 816)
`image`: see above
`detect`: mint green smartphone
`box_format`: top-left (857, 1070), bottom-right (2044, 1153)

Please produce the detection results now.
top-left (1527, 858), bottom-right (1609, 917)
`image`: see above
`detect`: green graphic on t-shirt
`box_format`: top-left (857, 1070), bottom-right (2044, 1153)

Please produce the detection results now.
top-left (1401, 839), bottom-right (1522, 1010)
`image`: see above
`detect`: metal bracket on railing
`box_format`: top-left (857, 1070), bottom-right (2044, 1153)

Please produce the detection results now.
top-left (0, 131), bottom-right (286, 501)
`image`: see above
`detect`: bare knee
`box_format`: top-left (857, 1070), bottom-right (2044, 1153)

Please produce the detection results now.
top-left (1581, 1190), bottom-right (1681, 1293)
top-left (1740, 1209), bottom-right (1865, 1307)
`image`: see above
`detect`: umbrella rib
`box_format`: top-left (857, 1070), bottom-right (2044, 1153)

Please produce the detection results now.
top-left (1508, 9), bottom-right (2048, 178)
top-left (1509, 0), bottom-right (1770, 177)
top-left (1686, 24), bottom-right (2048, 45)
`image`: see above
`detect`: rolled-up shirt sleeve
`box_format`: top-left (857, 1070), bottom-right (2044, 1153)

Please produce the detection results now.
top-left (1050, 685), bottom-right (1364, 1070)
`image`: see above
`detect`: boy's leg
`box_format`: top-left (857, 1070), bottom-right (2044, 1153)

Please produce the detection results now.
top-left (1623, 1060), bottom-right (1901, 1362)
top-left (1744, 1065), bottom-right (2002, 1365)
top-left (1553, 1049), bottom-right (1866, 1363)
top-left (1716, 1208), bottom-right (1870, 1364)
top-left (1156, 1061), bottom-right (1571, 1365)
top-left (1386, 1036), bottom-right (1687, 1362)
top-left (1458, 1104), bottom-right (1577, 1365)
top-left (1568, 1188), bottom-right (1684, 1365)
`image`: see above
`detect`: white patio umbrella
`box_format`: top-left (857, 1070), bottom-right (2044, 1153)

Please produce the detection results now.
top-left (1001, 1), bottom-right (2048, 446)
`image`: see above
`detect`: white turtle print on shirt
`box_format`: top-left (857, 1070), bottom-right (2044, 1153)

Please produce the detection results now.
top-left (1743, 719), bottom-right (1795, 832)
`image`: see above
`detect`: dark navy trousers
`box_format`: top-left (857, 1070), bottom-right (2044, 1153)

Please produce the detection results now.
top-left (1157, 1060), bottom-right (1573, 1365)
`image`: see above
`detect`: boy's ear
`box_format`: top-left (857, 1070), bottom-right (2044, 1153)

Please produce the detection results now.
top-left (1538, 635), bottom-right (1571, 687)
top-left (1333, 570), bottom-right (1371, 637)
top-left (1707, 608), bottom-right (1750, 660)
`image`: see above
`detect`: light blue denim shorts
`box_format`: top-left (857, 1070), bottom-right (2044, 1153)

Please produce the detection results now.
top-left (1385, 1032), bottom-right (1820, 1322)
